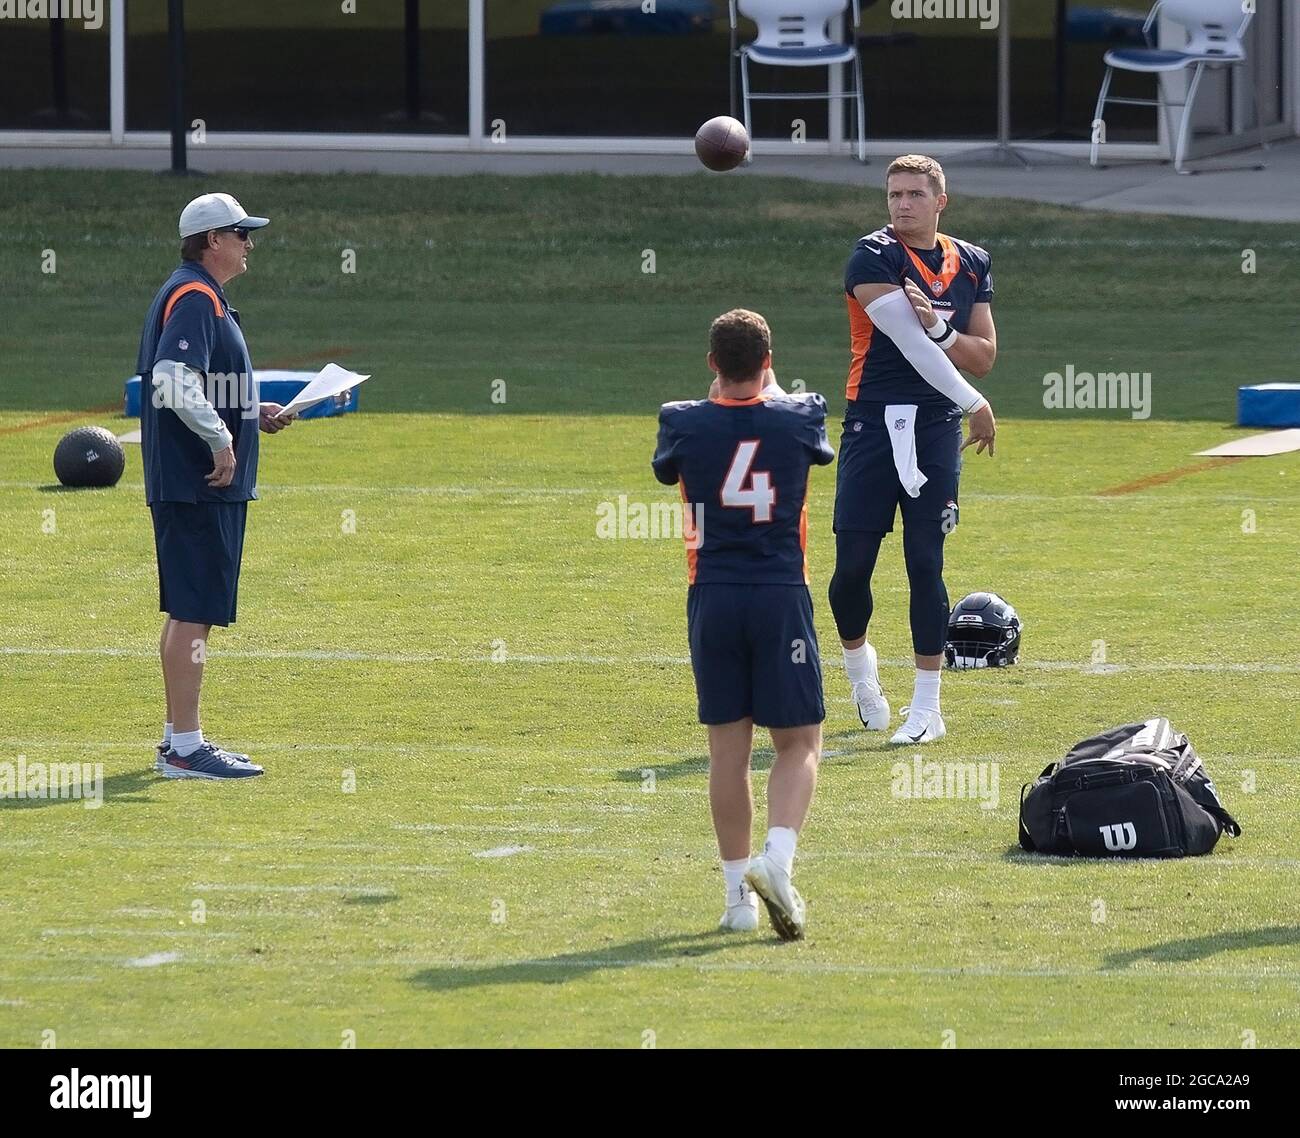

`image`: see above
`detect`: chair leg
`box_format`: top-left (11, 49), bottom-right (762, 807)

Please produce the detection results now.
top-left (1248, 69), bottom-right (1270, 165)
top-left (740, 53), bottom-right (753, 165)
top-left (853, 52), bottom-right (867, 164)
top-left (1090, 66), bottom-right (1113, 167)
top-left (1174, 61), bottom-right (1204, 174)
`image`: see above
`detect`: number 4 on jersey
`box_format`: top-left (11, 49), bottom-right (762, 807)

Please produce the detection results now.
top-left (721, 440), bottom-right (775, 523)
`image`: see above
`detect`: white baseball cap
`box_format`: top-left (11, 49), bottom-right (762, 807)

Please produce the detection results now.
top-left (178, 192), bottom-right (270, 239)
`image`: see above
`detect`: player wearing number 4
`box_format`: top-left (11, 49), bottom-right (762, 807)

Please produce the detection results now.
top-left (829, 155), bottom-right (998, 746)
top-left (653, 310), bottom-right (835, 940)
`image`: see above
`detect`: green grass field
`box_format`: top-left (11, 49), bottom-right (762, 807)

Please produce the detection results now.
top-left (1, 168), bottom-right (1298, 1048)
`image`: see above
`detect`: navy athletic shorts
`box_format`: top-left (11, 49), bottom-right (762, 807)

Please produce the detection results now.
top-left (150, 501), bottom-right (248, 627)
top-left (832, 402), bottom-right (962, 534)
top-left (687, 583), bottom-right (825, 728)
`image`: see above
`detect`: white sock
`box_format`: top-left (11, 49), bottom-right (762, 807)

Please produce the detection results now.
top-left (163, 721), bottom-right (173, 744)
top-left (843, 642), bottom-right (877, 687)
top-left (912, 669), bottom-right (941, 714)
top-left (722, 858), bottom-right (750, 906)
top-left (171, 729), bottom-right (204, 757)
top-left (763, 826), bottom-right (797, 876)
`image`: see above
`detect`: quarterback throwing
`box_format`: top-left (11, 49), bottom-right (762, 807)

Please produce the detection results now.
top-left (828, 154), bottom-right (998, 745)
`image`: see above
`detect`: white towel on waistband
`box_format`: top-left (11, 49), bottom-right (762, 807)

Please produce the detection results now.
top-left (885, 404), bottom-right (927, 497)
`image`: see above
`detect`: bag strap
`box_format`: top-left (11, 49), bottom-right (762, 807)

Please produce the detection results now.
top-left (1018, 783), bottom-right (1036, 851)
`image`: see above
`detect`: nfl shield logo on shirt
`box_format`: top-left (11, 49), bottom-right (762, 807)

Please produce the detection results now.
top-left (930, 280), bottom-right (943, 296)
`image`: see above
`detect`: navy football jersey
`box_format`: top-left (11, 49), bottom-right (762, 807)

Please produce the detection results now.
top-left (843, 225), bottom-right (992, 407)
top-left (136, 262), bottom-right (260, 505)
top-left (651, 392), bottom-right (835, 585)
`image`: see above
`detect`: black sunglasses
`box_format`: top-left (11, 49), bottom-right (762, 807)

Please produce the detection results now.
top-left (214, 225), bottom-right (253, 241)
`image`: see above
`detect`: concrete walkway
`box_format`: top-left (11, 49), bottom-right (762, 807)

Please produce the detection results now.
top-left (2, 138), bottom-right (1295, 223)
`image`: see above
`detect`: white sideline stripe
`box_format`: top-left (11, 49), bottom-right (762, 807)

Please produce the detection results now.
top-left (42, 928), bottom-right (242, 939)
top-left (125, 952), bottom-right (181, 968)
top-left (0, 951), bottom-right (1295, 983)
top-left (392, 823), bottom-right (592, 834)
top-left (3, 835), bottom-right (1297, 870)
top-left (4, 644), bottom-right (1297, 674)
top-left (0, 480), bottom-right (596, 498)
top-left (191, 884), bottom-right (397, 894)
top-left (3, 953), bottom-right (1293, 983)
top-left (0, 737), bottom-right (696, 760)
top-left (474, 844), bottom-right (535, 858)
top-left (0, 480), bottom-right (1295, 506)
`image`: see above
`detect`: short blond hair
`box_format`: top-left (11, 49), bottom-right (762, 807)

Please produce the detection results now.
top-left (709, 309), bottom-right (771, 382)
top-left (886, 154), bottom-right (946, 197)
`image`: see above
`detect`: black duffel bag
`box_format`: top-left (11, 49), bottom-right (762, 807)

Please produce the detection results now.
top-left (1019, 718), bottom-right (1241, 857)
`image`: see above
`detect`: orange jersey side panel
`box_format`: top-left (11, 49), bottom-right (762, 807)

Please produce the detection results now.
top-left (845, 293), bottom-right (875, 401)
top-left (678, 476), bottom-right (698, 585)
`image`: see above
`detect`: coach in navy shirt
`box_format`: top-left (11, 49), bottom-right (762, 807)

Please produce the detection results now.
top-left (136, 193), bottom-right (292, 780)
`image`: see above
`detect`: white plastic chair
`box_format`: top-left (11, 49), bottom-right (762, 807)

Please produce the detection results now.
top-left (730, 0), bottom-right (867, 163)
top-left (1089, 0), bottom-right (1265, 174)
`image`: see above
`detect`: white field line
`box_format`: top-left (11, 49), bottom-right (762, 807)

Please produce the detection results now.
top-left (4, 644), bottom-right (1297, 674)
top-left (391, 823), bottom-right (592, 834)
top-left (474, 845), bottom-right (535, 858)
top-left (41, 928), bottom-right (242, 939)
top-left (0, 480), bottom-right (1296, 506)
top-left (0, 738), bottom-right (699, 760)
top-left (30, 740), bottom-right (1297, 774)
top-left (125, 952), bottom-right (181, 968)
top-left (1, 835), bottom-right (1297, 870)
top-left (0, 951), bottom-right (1293, 983)
top-left (191, 884), bottom-right (397, 894)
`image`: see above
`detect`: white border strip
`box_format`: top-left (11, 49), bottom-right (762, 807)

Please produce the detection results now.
top-left (1, 645), bottom-right (1295, 674)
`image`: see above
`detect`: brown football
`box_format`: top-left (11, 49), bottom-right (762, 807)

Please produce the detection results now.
top-left (694, 115), bottom-right (750, 172)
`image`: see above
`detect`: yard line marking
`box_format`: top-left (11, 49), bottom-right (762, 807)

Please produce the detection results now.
top-left (1, 480), bottom-right (1296, 504)
top-left (474, 845), bottom-right (535, 858)
top-left (3, 833), bottom-right (1296, 869)
top-left (125, 952), bottom-right (182, 968)
top-left (41, 929), bottom-right (242, 939)
top-left (191, 884), bottom-right (397, 894)
top-left (3, 951), bottom-right (1298, 982)
top-left (4, 952), bottom-right (1291, 982)
top-left (391, 823), bottom-right (592, 834)
top-left (4, 644), bottom-right (1297, 674)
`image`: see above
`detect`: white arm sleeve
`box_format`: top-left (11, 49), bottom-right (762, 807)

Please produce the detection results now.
top-left (151, 360), bottom-right (233, 453)
top-left (864, 289), bottom-right (988, 413)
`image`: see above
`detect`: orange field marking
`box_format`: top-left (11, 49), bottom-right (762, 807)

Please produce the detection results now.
top-left (1096, 456), bottom-right (1248, 496)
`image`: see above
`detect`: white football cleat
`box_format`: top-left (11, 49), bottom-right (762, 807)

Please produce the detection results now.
top-left (889, 705), bottom-right (947, 745)
top-left (852, 680), bottom-right (891, 731)
top-left (744, 855), bottom-right (806, 941)
top-left (850, 643), bottom-right (890, 730)
top-left (718, 890), bottom-right (760, 933)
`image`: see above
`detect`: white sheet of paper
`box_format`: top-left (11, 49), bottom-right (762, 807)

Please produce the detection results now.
top-left (277, 362), bottom-right (370, 416)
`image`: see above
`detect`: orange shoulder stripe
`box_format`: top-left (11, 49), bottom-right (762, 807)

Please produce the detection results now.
top-left (163, 281), bottom-right (224, 325)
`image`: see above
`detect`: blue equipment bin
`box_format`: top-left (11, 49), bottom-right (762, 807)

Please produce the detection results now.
top-left (124, 370), bottom-right (360, 419)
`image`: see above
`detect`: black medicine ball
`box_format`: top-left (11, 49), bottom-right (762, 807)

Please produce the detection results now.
top-left (53, 426), bottom-right (126, 488)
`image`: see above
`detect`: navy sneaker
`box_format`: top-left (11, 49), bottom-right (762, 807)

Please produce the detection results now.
top-left (159, 742), bottom-right (263, 780)
top-left (156, 739), bottom-right (252, 773)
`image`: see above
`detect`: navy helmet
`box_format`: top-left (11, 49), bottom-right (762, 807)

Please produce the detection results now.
top-left (945, 592), bottom-right (1022, 669)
